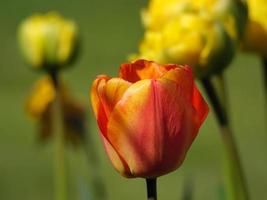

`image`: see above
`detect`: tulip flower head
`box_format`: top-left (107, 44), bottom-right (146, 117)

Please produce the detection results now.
top-left (18, 12), bottom-right (78, 70)
top-left (142, 0), bottom-right (247, 40)
top-left (134, 0), bottom-right (248, 78)
top-left (136, 13), bottom-right (235, 78)
top-left (91, 60), bottom-right (209, 178)
top-left (242, 0), bottom-right (267, 57)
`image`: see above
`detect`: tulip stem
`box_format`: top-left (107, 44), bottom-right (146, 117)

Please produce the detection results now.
top-left (201, 78), bottom-right (227, 125)
top-left (182, 177), bottom-right (193, 200)
top-left (201, 77), bottom-right (249, 200)
top-left (146, 178), bottom-right (157, 200)
top-left (50, 68), bottom-right (67, 200)
top-left (262, 58), bottom-right (267, 88)
top-left (262, 57), bottom-right (267, 122)
top-left (82, 133), bottom-right (107, 200)
top-left (212, 74), bottom-right (229, 115)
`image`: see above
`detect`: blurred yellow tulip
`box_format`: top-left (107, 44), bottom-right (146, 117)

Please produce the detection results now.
top-left (142, 0), bottom-right (247, 41)
top-left (135, 13), bottom-right (234, 78)
top-left (26, 76), bottom-right (55, 118)
top-left (18, 12), bottom-right (78, 69)
top-left (26, 76), bottom-right (86, 145)
top-left (242, 0), bottom-right (267, 57)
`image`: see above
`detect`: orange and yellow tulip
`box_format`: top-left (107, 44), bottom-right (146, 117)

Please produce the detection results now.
top-left (90, 60), bottom-right (209, 178)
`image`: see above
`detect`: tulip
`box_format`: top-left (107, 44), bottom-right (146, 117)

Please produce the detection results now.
top-left (91, 59), bottom-right (209, 178)
top-left (26, 76), bottom-right (86, 145)
top-left (142, 0), bottom-right (247, 41)
top-left (136, 13), bottom-right (235, 78)
top-left (26, 76), bottom-right (107, 200)
top-left (18, 12), bottom-right (78, 70)
top-left (137, 0), bottom-right (248, 79)
top-left (242, 0), bottom-right (267, 135)
top-left (137, 1), bottom-right (250, 199)
top-left (242, 0), bottom-right (267, 57)
top-left (19, 12), bottom-right (80, 200)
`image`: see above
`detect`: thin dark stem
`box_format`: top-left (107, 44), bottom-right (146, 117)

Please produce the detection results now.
top-left (82, 134), bottom-right (107, 200)
top-left (182, 177), bottom-right (193, 200)
top-left (49, 68), bottom-right (59, 88)
top-left (201, 78), bottom-right (228, 126)
top-left (49, 68), bottom-right (66, 200)
top-left (201, 77), bottom-right (249, 200)
top-left (146, 178), bottom-right (157, 200)
top-left (262, 58), bottom-right (267, 90)
top-left (262, 57), bottom-right (267, 120)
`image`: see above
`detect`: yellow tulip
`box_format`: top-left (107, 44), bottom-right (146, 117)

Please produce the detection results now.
top-left (26, 76), bottom-right (55, 118)
top-left (136, 13), bottom-right (234, 78)
top-left (141, 0), bottom-right (187, 31)
top-left (18, 12), bottom-right (77, 69)
top-left (26, 76), bottom-right (86, 145)
top-left (242, 0), bottom-right (267, 57)
top-left (142, 0), bottom-right (247, 41)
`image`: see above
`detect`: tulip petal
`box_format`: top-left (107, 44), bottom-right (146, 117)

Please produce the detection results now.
top-left (101, 134), bottom-right (133, 177)
top-left (102, 78), bottom-right (132, 112)
top-left (161, 66), bottom-right (194, 100)
top-left (91, 76), bottom-right (131, 129)
top-left (107, 79), bottom-right (159, 177)
top-left (119, 60), bottom-right (168, 83)
top-left (192, 86), bottom-right (209, 126)
top-left (162, 65), bottom-right (208, 128)
top-left (106, 76), bottom-right (204, 177)
top-left (91, 75), bottom-right (132, 176)
top-left (91, 75), bottom-right (110, 135)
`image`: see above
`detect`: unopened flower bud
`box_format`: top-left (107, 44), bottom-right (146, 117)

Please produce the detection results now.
top-left (18, 12), bottom-right (78, 70)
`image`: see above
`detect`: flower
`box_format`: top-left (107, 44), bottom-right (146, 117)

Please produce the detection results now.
top-left (142, 0), bottom-right (247, 40)
top-left (26, 76), bottom-right (86, 146)
top-left (135, 13), bottom-right (235, 78)
top-left (133, 0), bottom-right (247, 78)
top-left (18, 12), bottom-right (78, 69)
top-left (90, 60), bottom-right (209, 178)
top-left (242, 0), bottom-right (267, 57)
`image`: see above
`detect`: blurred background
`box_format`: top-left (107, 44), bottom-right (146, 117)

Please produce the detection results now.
top-left (0, 0), bottom-right (266, 199)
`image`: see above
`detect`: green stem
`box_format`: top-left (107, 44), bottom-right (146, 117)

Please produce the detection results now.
top-left (201, 77), bottom-right (249, 200)
top-left (146, 178), bottom-right (157, 200)
top-left (262, 58), bottom-right (267, 90)
top-left (182, 177), bottom-right (193, 200)
top-left (50, 69), bottom-right (67, 200)
top-left (262, 57), bottom-right (267, 122)
top-left (221, 126), bottom-right (249, 200)
top-left (82, 135), bottom-right (107, 200)
top-left (212, 73), bottom-right (229, 115)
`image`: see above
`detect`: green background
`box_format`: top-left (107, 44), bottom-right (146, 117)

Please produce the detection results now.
top-left (0, 0), bottom-right (266, 199)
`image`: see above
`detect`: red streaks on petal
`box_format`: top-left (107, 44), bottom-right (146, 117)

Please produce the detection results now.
top-left (90, 60), bottom-right (209, 178)
top-left (119, 59), bottom-right (169, 82)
